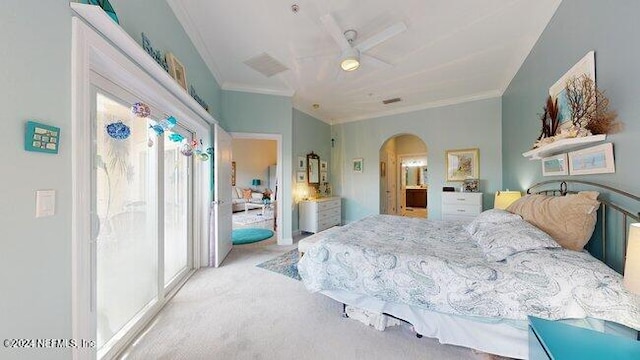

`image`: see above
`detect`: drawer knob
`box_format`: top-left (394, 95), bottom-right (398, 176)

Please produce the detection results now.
top-left (456, 198), bottom-right (466, 201)
top-left (457, 209), bottom-right (466, 212)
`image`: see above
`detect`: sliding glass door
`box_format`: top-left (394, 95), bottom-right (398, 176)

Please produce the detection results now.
top-left (91, 76), bottom-right (193, 358)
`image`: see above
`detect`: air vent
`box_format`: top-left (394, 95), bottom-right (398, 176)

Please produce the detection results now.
top-left (243, 53), bottom-right (289, 77)
top-left (382, 97), bottom-right (402, 105)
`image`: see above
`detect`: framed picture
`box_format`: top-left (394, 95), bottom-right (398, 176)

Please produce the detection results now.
top-left (549, 51), bottom-right (595, 130)
top-left (296, 171), bottom-right (307, 183)
top-left (352, 158), bottom-right (363, 173)
top-left (320, 160), bottom-right (328, 171)
top-left (541, 153), bottom-right (568, 176)
top-left (24, 121), bottom-right (60, 154)
top-left (166, 52), bottom-right (188, 90)
top-left (446, 148), bottom-right (479, 182)
top-left (297, 156), bottom-right (306, 171)
top-left (320, 171), bottom-right (328, 183)
top-left (231, 161), bottom-right (236, 186)
top-left (568, 143), bottom-right (615, 175)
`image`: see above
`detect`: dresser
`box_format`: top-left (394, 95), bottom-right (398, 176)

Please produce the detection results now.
top-left (441, 192), bottom-right (482, 221)
top-left (528, 316), bottom-right (640, 360)
top-left (299, 197), bottom-right (341, 233)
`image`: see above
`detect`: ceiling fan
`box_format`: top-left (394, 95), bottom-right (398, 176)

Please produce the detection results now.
top-left (319, 13), bottom-right (407, 72)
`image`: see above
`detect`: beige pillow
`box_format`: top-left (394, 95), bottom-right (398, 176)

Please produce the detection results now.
top-left (242, 189), bottom-right (252, 200)
top-left (506, 191), bottom-right (600, 251)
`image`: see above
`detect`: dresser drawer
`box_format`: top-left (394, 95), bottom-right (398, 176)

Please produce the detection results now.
top-left (318, 206), bottom-right (340, 220)
top-left (442, 192), bottom-right (482, 205)
top-left (317, 198), bottom-right (341, 211)
top-left (442, 204), bottom-right (480, 215)
top-left (318, 215), bottom-right (340, 231)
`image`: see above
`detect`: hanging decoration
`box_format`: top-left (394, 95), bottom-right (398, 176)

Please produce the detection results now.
top-left (180, 142), bottom-right (194, 156)
top-left (147, 137), bottom-right (154, 147)
top-left (105, 121), bottom-right (131, 140)
top-left (131, 102), bottom-right (151, 118)
top-left (168, 133), bottom-right (184, 142)
top-left (149, 124), bottom-right (165, 136)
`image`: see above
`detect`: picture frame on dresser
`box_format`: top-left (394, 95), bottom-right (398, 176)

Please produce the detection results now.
top-left (166, 52), bottom-right (188, 90)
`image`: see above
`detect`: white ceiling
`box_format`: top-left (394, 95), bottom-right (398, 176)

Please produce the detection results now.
top-left (167, 0), bottom-right (562, 124)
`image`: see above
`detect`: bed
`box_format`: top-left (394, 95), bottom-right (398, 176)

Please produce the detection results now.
top-left (297, 181), bottom-right (640, 359)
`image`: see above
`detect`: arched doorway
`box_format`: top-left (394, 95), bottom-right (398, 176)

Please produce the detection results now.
top-left (379, 134), bottom-right (428, 218)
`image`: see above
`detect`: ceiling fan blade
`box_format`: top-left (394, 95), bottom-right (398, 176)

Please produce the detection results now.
top-left (361, 54), bottom-right (392, 70)
top-left (320, 13), bottom-right (351, 51)
top-left (354, 22), bottom-right (407, 53)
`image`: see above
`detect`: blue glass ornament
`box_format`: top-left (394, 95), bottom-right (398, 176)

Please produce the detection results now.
top-left (206, 147), bottom-right (213, 155)
top-left (199, 153), bottom-right (209, 161)
top-left (168, 133), bottom-right (184, 142)
top-left (149, 124), bottom-right (164, 136)
top-left (105, 121), bottom-right (130, 140)
top-left (165, 116), bottom-right (177, 128)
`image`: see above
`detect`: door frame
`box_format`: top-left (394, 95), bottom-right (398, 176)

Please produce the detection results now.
top-left (230, 132), bottom-right (284, 242)
top-left (71, 15), bottom-right (214, 359)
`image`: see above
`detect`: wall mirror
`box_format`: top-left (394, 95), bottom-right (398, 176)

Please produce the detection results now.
top-left (404, 165), bottom-right (428, 186)
top-left (307, 152), bottom-right (320, 185)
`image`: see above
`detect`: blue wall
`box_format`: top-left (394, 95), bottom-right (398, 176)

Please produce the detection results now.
top-left (502, 0), bottom-right (640, 196)
top-left (0, 2), bottom-right (222, 359)
top-left (292, 109), bottom-right (332, 231)
top-left (333, 97), bottom-right (503, 223)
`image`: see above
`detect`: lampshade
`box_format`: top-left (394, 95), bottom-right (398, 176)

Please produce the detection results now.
top-left (251, 179), bottom-right (261, 186)
top-left (623, 223), bottom-right (640, 294)
top-left (494, 191), bottom-right (522, 210)
top-left (340, 48), bottom-right (360, 72)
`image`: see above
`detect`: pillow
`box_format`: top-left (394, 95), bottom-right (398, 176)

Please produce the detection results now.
top-left (465, 209), bottom-right (522, 235)
top-left (472, 218), bottom-right (561, 261)
top-left (251, 192), bottom-right (263, 200)
top-left (242, 189), bottom-right (252, 200)
top-left (506, 191), bottom-right (600, 251)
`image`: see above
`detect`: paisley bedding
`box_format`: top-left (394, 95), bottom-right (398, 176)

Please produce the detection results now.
top-left (298, 215), bottom-right (640, 330)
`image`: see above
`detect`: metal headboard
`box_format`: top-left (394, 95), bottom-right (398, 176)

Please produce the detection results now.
top-left (527, 180), bottom-right (640, 275)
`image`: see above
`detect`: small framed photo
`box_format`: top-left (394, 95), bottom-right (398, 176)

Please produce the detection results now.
top-left (568, 143), bottom-right (615, 175)
top-left (446, 148), bottom-right (479, 182)
top-left (297, 156), bottom-right (306, 171)
top-left (320, 160), bottom-right (328, 171)
top-left (320, 171), bottom-right (328, 183)
top-left (541, 153), bottom-right (568, 176)
top-left (296, 171), bottom-right (307, 183)
top-left (166, 52), bottom-right (188, 90)
top-left (231, 161), bottom-right (236, 186)
top-left (352, 158), bottom-right (363, 173)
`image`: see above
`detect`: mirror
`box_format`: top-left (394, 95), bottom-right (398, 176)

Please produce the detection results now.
top-left (307, 152), bottom-right (320, 185)
top-left (404, 165), bottom-right (427, 186)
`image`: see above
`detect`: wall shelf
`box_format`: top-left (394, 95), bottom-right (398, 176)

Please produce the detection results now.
top-left (522, 134), bottom-right (606, 160)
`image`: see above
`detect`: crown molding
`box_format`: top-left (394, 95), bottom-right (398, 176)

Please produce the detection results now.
top-left (331, 90), bottom-right (503, 125)
top-left (292, 105), bottom-right (333, 124)
top-left (222, 82), bottom-right (295, 97)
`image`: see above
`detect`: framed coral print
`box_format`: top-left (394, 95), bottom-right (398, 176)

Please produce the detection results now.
top-left (549, 51), bottom-right (595, 130)
top-left (352, 158), bottom-right (363, 173)
top-left (568, 143), bottom-right (615, 175)
top-left (320, 171), bottom-right (328, 183)
top-left (231, 161), bottom-right (236, 185)
top-left (320, 160), bottom-right (328, 171)
top-left (446, 148), bottom-right (479, 181)
top-left (541, 154), bottom-right (568, 176)
top-left (296, 171), bottom-right (307, 183)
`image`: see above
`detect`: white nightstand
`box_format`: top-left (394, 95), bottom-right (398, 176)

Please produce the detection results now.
top-left (442, 192), bottom-right (483, 221)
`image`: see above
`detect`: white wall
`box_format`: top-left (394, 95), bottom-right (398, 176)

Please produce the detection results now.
top-left (232, 139), bottom-right (276, 191)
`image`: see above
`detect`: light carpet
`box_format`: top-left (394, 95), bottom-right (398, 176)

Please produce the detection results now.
top-left (232, 210), bottom-right (274, 227)
top-left (119, 237), bottom-right (496, 360)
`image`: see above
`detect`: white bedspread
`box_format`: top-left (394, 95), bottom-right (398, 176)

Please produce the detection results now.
top-left (298, 215), bottom-right (640, 330)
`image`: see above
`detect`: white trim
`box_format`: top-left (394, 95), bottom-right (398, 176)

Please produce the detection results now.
top-left (330, 90), bottom-right (503, 124)
top-left (70, 3), bottom-right (217, 126)
top-left (222, 82), bottom-right (295, 97)
top-left (71, 14), bottom-right (213, 360)
top-left (230, 132), bottom-right (285, 245)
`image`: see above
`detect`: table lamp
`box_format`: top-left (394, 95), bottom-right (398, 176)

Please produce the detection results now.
top-left (494, 190), bottom-right (522, 210)
top-left (623, 223), bottom-right (640, 294)
top-left (251, 179), bottom-right (261, 187)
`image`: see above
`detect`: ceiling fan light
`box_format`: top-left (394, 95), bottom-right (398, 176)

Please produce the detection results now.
top-left (341, 57), bottom-right (360, 71)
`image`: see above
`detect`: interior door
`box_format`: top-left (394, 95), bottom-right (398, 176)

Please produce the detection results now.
top-left (213, 124), bottom-right (233, 267)
top-left (386, 152), bottom-right (397, 214)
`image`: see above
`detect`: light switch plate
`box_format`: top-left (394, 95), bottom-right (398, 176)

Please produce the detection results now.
top-left (36, 190), bottom-right (56, 218)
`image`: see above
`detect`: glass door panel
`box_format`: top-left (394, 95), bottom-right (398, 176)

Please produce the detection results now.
top-left (163, 131), bottom-right (191, 286)
top-left (94, 92), bottom-right (158, 350)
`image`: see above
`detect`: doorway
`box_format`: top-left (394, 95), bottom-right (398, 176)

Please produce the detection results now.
top-left (379, 134), bottom-right (428, 218)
